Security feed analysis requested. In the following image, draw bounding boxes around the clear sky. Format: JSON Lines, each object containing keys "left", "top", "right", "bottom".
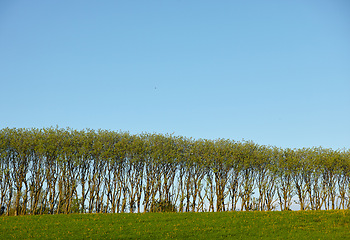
{"left": 1, "top": 0, "right": 349, "bottom": 150}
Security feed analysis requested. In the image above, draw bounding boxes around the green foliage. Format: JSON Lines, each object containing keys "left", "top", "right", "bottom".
{"left": 0, "top": 127, "right": 349, "bottom": 215}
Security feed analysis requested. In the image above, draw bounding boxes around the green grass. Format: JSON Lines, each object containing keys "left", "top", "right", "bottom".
{"left": 0, "top": 210, "right": 349, "bottom": 239}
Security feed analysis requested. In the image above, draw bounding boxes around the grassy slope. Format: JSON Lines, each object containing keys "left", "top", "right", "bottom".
{"left": 0, "top": 210, "right": 349, "bottom": 239}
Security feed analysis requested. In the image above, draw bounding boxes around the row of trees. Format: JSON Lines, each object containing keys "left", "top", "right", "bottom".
{"left": 0, "top": 127, "right": 349, "bottom": 216}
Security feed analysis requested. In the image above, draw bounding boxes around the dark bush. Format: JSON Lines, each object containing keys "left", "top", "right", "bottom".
{"left": 151, "top": 200, "right": 177, "bottom": 212}
{"left": 0, "top": 206, "right": 5, "bottom": 215}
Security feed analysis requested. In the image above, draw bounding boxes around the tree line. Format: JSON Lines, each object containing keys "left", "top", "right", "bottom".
{"left": 0, "top": 127, "right": 349, "bottom": 216}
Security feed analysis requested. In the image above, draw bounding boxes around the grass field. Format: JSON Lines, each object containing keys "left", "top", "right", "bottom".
{"left": 0, "top": 210, "right": 349, "bottom": 239}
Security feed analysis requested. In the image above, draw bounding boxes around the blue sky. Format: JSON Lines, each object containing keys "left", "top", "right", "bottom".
{"left": 1, "top": 0, "right": 349, "bottom": 150}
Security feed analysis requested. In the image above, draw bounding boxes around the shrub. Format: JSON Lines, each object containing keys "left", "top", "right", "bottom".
{"left": 151, "top": 200, "right": 177, "bottom": 212}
